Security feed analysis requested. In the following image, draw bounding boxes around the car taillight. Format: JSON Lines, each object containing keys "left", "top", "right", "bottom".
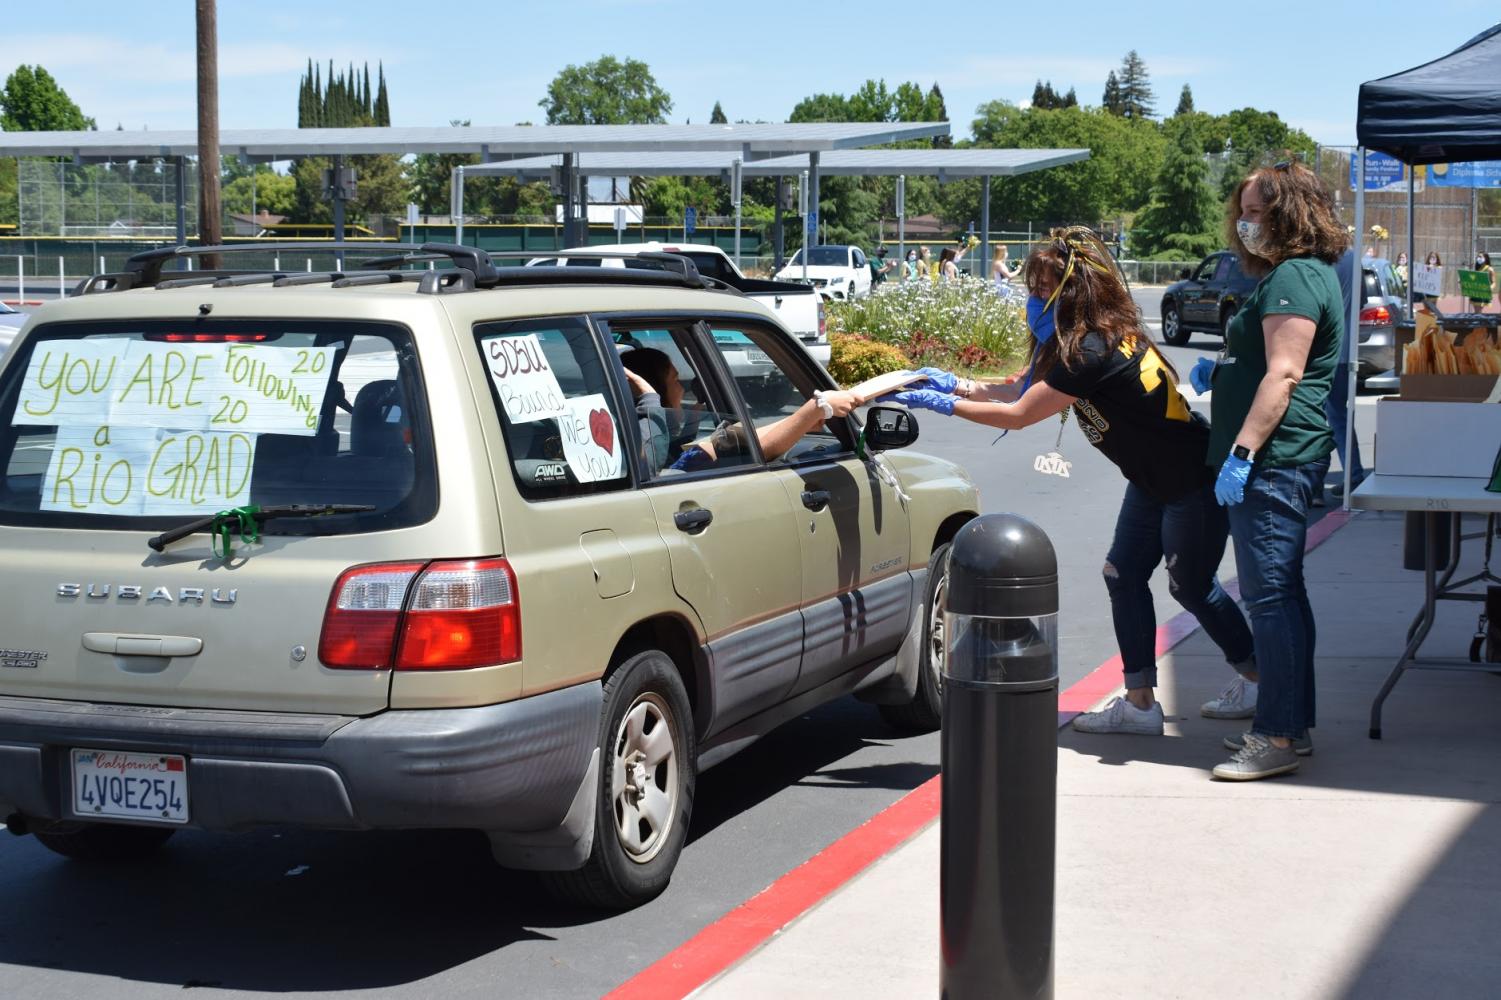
{"left": 319, "top": 562, "right": 425, "bottom": 669}
{"left": 395, "top": 559, "right": 520, "bottom": 670}
{"left": 319, "top": 559, "right": 521, "bottom": 670}
{"left": 1360, "top": 305, "right": 1391, "bottom": 324}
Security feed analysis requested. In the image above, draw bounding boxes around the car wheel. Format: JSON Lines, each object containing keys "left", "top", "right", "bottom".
{"left": 32, "top": 822, "right": 175, "bottom": 863}
{"left": 1219, "top": 304, "right": 1237, "bottom": 340}
{"left": 879, "top": 543, "right": 949, "bottom": 732}
{"left": 1161, "top": 302, "right": 1189, "bottom": 346}
{"left": 541, "top": 649, "right": 695, "bottom": 910}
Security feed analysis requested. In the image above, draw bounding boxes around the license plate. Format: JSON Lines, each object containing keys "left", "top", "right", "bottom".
{"left": 71, "top": 749, "right": 189, "bottom": 824}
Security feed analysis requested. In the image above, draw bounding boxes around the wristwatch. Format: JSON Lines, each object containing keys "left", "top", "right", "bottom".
{"left": 1231, "top": 444, "right": 1253, "bottom": 461}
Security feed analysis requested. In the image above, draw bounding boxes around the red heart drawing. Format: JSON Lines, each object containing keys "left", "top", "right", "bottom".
{"left": 588, "top": 408, "right": 614, "bottom": 454}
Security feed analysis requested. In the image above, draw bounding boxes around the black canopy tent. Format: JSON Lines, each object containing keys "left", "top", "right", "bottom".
{"left": 1342, "top": 23, "right": 1501, "bottom": 501}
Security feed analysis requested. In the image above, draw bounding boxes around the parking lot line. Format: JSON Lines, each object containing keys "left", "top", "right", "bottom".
{"left": 608, "top": 508, "right": 1356, "bottom": 1000}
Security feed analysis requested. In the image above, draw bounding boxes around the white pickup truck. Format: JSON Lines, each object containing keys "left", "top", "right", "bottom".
{"left": 534, "top": 242, "right": 829, "bottom": 365}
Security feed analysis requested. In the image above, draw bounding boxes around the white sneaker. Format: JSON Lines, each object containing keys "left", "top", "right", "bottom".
{"left": 1201, "top": 677, "right": 1258, "bottom": 719}
{"left": 1071, "top": 696, "right": 1164, "bottom": 735}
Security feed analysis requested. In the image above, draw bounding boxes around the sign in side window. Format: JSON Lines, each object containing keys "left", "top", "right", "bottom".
{"left": 0, "top": 321, "right": 435, "bottom": 533}
{"left": 475, "top": 317, "right": 629, "bottom": 498}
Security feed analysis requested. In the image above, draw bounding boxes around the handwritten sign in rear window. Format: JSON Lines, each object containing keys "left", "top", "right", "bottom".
{"left": 41, "top": 424, "right": 258, "bottom": 516}
{"left": 480, "top": 333, "right": 570, "bottom": 423}
{"left": 14, "top": 340, "right": 333, "bottom": 436}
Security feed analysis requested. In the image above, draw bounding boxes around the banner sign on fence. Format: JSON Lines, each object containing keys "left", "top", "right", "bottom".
{"left": 1459, "top": 268, "right": 1493, "bottom": 303}
{"left": 1349, "top": 151, "right": 1422, "bottom": 192}
{"left": 1411, "top": 263, "right": 1443, "bottom": 297}
{"left": 1428, "top": 161, "right": 1501, "bottom": 188}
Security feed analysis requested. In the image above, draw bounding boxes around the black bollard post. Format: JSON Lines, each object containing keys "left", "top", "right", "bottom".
{"left": 940, "top": 513, "right": 1059, "bottom": 1000}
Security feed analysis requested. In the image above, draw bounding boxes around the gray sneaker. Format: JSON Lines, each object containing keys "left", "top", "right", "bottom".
{"left": 1201, "top": 676, "right": 1258, "bottom": 719}
{"left": 1212, "top": 732, "right": 1301, "bottom": 781}
{"left": 1071, "top": 695, "right": 1164, "bottom": 735}
{"left": 1224, "top": 730, "right": 1314, "bottom": 756}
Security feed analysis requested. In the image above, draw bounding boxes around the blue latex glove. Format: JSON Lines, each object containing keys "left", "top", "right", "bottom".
{"left": 1214, "top": 454, "right": 1253, "bottom": 506}
{"left": 913, "top": 366, "right": 959, "bottom": 394}
{"left": 892, "top": 389, "right": 957, "bottom": 415}
{"left": 1189, "top": 356, "right": 1215, "bottom": 394}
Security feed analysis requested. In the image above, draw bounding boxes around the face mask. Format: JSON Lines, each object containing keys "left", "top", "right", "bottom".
{"left": 1026, "top": 294, "right": 1057, "bottom": 345}
{"left": 1478, "top": 257, "right": 1487, "bottom": 268}
{"left": 1237, "top": 218, "right": 1269, "bottom": 256}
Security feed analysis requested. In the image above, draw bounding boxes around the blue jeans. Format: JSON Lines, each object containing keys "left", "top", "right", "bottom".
{"left": 1104, "top": 482, "right": 1255, "bottom": 690}
{"left": 1226, "top": 458, "right": 1329, "bottom": 739}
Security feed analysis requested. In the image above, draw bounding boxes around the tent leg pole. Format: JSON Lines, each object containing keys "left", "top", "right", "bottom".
{"left": 1345, "top": 149, "right": 1367, "bottom": 511}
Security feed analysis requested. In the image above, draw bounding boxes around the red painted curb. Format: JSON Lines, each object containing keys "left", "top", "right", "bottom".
{"left": 611, "top": 506, "right": 1358, "bottom": 999}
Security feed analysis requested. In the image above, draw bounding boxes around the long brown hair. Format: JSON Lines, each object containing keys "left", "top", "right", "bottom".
{"left": 1022, "top": 227, "right": 1164, "bottom": 376}
{"left": 1226, "top": 157, "right": 1349, "bottom": 276}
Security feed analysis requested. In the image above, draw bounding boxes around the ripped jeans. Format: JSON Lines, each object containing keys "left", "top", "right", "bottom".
{"left": 1104, "top": 481, "right": 1255, "bottom": 690}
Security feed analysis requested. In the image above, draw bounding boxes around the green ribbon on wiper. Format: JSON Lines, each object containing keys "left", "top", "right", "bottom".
{"left": 212, "top": 506, "right": 262, "bottom": 560}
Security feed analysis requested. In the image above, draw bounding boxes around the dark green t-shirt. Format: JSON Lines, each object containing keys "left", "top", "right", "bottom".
{"left": 1208, "top": 256, "right": 1341, "bottom": 468}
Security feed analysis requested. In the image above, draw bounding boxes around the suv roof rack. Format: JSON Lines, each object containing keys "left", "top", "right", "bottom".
{"left": 75, "top": 242, "right": 718, "bottom": 296}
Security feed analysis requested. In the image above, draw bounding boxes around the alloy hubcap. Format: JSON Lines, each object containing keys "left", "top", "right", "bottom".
{"left": 610, "top": 692, "right": 679, "bottom": 864}
{"left": 928, "top": 574, "right": 947, "bottom": 695}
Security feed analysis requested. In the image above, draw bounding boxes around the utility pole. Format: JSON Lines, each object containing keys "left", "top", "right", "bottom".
{"left": 196, "top": 0, "right": 222, "bottom": 268}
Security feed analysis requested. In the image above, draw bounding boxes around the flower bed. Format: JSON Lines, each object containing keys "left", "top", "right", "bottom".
{"left": 826, "top": 276, "right": 1030, "bottom": 376}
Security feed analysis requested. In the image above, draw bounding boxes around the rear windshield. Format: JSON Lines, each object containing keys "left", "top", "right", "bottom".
{"left": 0, "top": 319, "right": 436, "bottom": 534}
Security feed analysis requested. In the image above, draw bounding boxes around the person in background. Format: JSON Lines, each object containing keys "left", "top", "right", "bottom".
{"left": 894, "top": 228, "right": 1257, "bottom": 737}
{"left": 869, "top": 245, "right": 897, "bottom": 290}
{"left": 1312, "top": 247, "right": 1368, "bottom": 507}
{"left": 992, "top": 245, "right": 1019, "bottom": 296}
{"left": 1471, "top": 251, "right": 1496, "bottom": 312}
{"left": 1394, "top": 250, "right": 1408, "bottom": 286}
{"left": 938, "top": 247, "right": 959, "bottom": 281}
{"left": 1207, "top": 159, "right": 1349, "bottom": 781}
{"left": 903, "top": 248, "right": 918, "bottom": 281}
{"left": 915, "top": 246, "right": 933, "bottom": 282}
{"left": 1423, "top": 251, "right": 1443, "bottom": 310}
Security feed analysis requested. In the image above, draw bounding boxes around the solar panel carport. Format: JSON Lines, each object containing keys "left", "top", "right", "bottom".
{"left": 0, "top": 122, "right": 950, "bottom": 255}
{"left": 460, "top": 148, "right": 1092, "bottom": 270}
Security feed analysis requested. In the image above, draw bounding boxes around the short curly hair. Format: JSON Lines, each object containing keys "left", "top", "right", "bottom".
{"left": 1226, "top": 158, "right": 1349, "bottom": 276}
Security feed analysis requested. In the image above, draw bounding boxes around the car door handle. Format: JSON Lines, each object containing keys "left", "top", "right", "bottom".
{"left": 674, "top": 508, "right": 713, "bottom": 533}
{"left": 801, "top": 489, "right": 832, "bottom": 512}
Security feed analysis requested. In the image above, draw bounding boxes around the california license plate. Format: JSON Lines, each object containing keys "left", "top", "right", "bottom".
{"left": 71, "top": 749, "right": 189, "bottom": 824}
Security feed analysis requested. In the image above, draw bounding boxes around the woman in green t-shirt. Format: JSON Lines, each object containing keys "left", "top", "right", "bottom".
{"left": 1204, "top": 160, "right": 1350, "bottom": 782}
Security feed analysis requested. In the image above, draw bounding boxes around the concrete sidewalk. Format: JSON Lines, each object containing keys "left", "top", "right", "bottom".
{"left": 694, "top": 510, "right": 1501, "bottom": 999}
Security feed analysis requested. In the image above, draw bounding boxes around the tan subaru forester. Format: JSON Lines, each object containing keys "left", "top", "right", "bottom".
{"left": 0, "top": 244, "right": 978, "bottom": 909}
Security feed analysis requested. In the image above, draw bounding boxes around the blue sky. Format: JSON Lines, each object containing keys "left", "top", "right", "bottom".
{"left": 13, "top": 1, "right": 1497, "bottom": 146}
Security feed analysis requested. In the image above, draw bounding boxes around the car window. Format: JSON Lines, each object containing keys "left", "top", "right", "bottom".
{"left": 474, "top": 316, "right": 633, "bottom": 499}
{"left": 1211, "top": 256, "right": 1232, "bottom": 282}
{"left": 706, "top": 322, "right": 848, "bottom": 464}
{"left": 1194, "top": 257, "right": 1220, "bottom": 282}
{"left": 609, "top": 324, "right": 756, "bottom": 479}
{"left": 680, "top": 252, "right": 735, "bottom": 281}
{"left": 852, "top": 248, "right": 866, "bottom": 268}
{"left": 0, "top": 320, "right": 435, "bottom": 534}
{"left": 791, "top": 247, "right": 849, "bottom": 267}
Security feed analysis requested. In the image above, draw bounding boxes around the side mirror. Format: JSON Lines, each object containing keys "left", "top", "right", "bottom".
{"left": 864, "top": 404, "right": 919, "bottom": 451}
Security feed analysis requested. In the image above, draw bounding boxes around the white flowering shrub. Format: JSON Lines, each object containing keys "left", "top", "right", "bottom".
{"left": 826, "top": 276, "right": 1029, "bottom": 370}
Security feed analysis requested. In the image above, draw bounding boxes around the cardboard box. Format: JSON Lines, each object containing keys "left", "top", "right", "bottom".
{"left": 1375, "top": 398, "right": 1501, "bottom": 477}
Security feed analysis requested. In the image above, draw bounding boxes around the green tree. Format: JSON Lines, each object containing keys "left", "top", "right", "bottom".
{"left": 1131, "top": 116, "right": 1220, "bottom": 258}
{"left": 925, "top": 83, "right": 951, "bottom": 147}
{"left": 1174, "top": 84, "right": 1195, "bottom": 117}
{"left": 1117, "top": 50, "right": 1155, "bottom": 120}
{"left": 0, "top": 65, "right": 95, "bottom": 131}
{"left": 221, "top": 168, "right": 297, "bottom": 218}
{"left": 788, "top": 92, "right": 850, "bottom": 122}
{"left": 290, "top": 60, "right": 404, "bottom": 222}
{"left": 967, "top": 101, "right": 1165, "bottom": 223}
{"left": 1210, "top": 107, "right": 1318, "bottom": 199}
{"left": 1102, "top": 71, "right": 1123, "bottom": 116}
{"left": 540, "top": 55, "right": 672, "bottom": 124}
{"left": 709, "top": 100, "right": 727, "bottom": 124}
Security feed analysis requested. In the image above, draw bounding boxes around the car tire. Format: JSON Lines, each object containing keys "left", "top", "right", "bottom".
{"left": 1161, "top": 302, "right": 1189, "bottom": 346}
{"left": 540, "top": 649, "right": 695, "bottom": 910}
{"left": 1219, "top": 304, "right": 1237, "bottom": 340}
{"left": 32, "top": 822, "right": 175, "bottom": 863}
{"left": 879, "top": 543, "right": 949, "bottom": 732}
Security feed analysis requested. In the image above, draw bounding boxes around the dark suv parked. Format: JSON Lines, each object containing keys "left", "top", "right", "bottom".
{"left": 1160, "top": 251, "right": 1260, "bottom": 345}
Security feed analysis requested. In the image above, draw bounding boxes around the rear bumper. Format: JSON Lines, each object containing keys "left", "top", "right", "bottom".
{"left": 1358, "top": 324, "right": 1396, "bottom": 375}
{"left": 0, "top": 683, "right": 601, "bottom": 836}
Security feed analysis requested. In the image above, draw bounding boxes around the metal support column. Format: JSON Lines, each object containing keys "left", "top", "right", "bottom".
{"left": 561, "top": 152, "right": 575, "bottom": 248}
{"left": 808, "top": 151, "right": 821, "bottom": 250}
{"left": 731, "top": 152, "right": 744, "bottom": 271}
{"left": 1344, "top": 149, "right": 1367, "bottom": 508}
{"left": 1406, "top": 166, "right": 1415, "bottom": 319}
{"left": 981, "top": 175, "right": 992, "bottom": 282}
{"left": 774, "top": 176, "right": 786, "bottom": 270}
{"left": 897, "top": 174, "right": 907, "bottom": 267}
{"left": 453, "top": 164, "right": 465, "bottom": 245}
{"left": 331, "top": 153, "right": 346, "bottom": 269}
{"left": 174, "top": 156, "right": 188, "bottom": 252}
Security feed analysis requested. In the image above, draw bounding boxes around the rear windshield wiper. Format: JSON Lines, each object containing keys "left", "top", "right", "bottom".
{"left": 148, "top": 504, "right": 376, "bottom": 555}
